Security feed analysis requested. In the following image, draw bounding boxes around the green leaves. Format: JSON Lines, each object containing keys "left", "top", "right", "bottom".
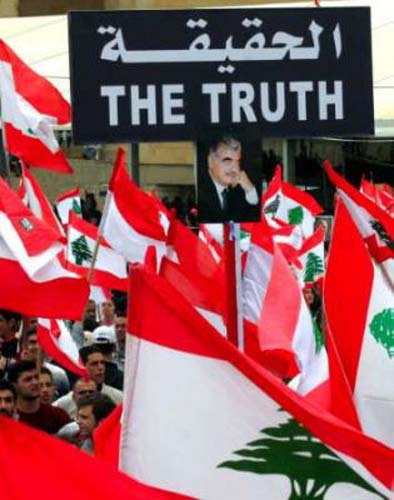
{"left": 218, "top": 417, "right": 382, "bottom": 499}
{"left": 288, "top": 206, "right": 304, "bottom": 226}
{"left": 370, "top": 308, "right": 394, "bottom": 358}
{"left": 304, "top": 252, "right": 324, "bottom": 284}
{"left": 71, "top": 235, "right": 92, "bottom": 266}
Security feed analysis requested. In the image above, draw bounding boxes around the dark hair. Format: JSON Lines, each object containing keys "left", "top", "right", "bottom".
{"left": 0, "top": 309, "right": 22, "bottom": 322}
{"left": 39, "top": 366, "right": 53, "bottom": 381}
{"left": 7, "top": 360, "right": 37, "bottom": 384}
{"left": 79, "top": 345, "right": 103, "bottom": 365}
{"left": 208, "top": 134, "right": 241, "bottom": 156}
{"left": 0, "top": 379, "right": 16, "bottom": 399}
{"left": 77, "top": 393, "right": 116, "bottom": 423}
{"left": 83, "top": 318, "right": 99, "bottom": 332}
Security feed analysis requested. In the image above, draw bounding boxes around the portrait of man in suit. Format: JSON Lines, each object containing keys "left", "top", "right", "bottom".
{"left": 197, "top": 134, "right": 261, "bottom": 223}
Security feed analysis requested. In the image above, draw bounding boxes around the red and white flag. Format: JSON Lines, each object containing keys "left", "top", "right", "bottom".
{"left": 160, "top": 256, "right": 226, "bottom": 335}
{"left": 0, "top": 176, "right": 63, "bottom": 278}
{"left": 19, "top": 163, "right": 65, "bottom": 238}
{"left": 100, "top": 149, "right": 167, "bottom": 263}
{"left": 66, "top": 211, "right": 128, "bottom": 292}
{"left": 0, "top": 415, "right": 190, "bottom": 500}
{"left": 0, "top": 234, "right": 89, "bottom": 319}
{"left": 120, "top": 267, "right": 394, "bottom": 499}
{"left": 325, "top": 161, "right": 394, "bottom": 281}
{"left": 55, "top": 187, "right": 82, "bottom": 226}
{"left": 325, "top": 200, "right": 394, "bottom": 447}
{"left": 262, "top": 165, "right": 323, "bottom": 238}
{"left": 0, "top": 39, "right": 73, "bottom": 174}
{"left": 360, "top": 177, "right": 394, "bottom": 216}
{"left": 243, "top": 219, "right": 328, "bottom": 394}
{"left": 294, "top": 225, "right": 325, "bottom": 286}
{"left": 37, "top": 319, "right": 88, "bottom": 378}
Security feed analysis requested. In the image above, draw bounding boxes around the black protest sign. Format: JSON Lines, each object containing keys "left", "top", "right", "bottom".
{"left": 69, "top": 8, "right": 374, "bottom": 143}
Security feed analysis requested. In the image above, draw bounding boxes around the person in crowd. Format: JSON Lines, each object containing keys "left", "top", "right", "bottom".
{"left": 7, "top": 360, "right": 71, "bottom": 434}
{"left": 114, "top": 314, "right": 127, "bottom": 371}
{"left": 20, "top": 327, "right": 70, "bottom": 398}
{"left": 79, "top": 345, "right": 123, "bottom": 404}
{"left": 92, "top": 325, "right": 123, "bottom": 390}
{"left": 39, "top": 367, "right": 56, "bottom": 405}
{"left": 76, "top": 393, "right": 116, "bottom": 453}
{"left": 0, "top": 379, "right": 17, "bottom": 418}
{"left": 198, "top": 135, "right": 260, "bottom": 223}
{"left": 71, "top": 299, "right": 99, "bottom": 349}
{"left": 0, "top": 309, "right": 21, "bottom": 360}
{"left": 54, "top": 377, "right": 97, "bottom": 420}
{"left": 100, "top": 299, "right": 116, "bottom": 327}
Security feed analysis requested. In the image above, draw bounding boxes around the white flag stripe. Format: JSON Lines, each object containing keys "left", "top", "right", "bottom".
{"left": 354, "top": 261, "right": 394, "bottom": 447}
{"left": 0, "top": 61, "right": 59, "bottom": 151}
{"left": 0, "top": 212, "right": 63, "bottom": 278}
{"left": 101, "top": 192, "right": 166, "bottom": 263}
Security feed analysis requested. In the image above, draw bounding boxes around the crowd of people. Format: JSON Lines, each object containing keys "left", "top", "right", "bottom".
{"left": 0, "top": 298, "right": 126, "bottom": 454}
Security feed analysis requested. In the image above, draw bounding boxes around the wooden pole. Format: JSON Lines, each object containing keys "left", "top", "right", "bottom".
{"left": 223, "top": 222, "right": 244, "bottom": 349}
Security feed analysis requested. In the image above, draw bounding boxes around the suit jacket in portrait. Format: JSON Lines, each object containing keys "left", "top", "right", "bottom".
{"left": 198, "top": 176, "right": 260, "bottom": 223}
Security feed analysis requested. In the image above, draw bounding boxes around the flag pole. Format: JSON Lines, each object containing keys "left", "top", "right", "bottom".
{"left": 0, "top": 105, "right": 11, "bottom": 182}
{"left": 223, "top": 222, "right": 244, "bottom": 349}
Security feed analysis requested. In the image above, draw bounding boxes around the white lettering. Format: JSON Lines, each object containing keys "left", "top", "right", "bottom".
{"left": 231, "top": 83, "right": 257, "bottom": 123}
{"left": 202, "top": 83, "right": 227, "bottom": 123}
{"left": 100, "top": 85, "right": 125, "bottom": 126}
{"left": 260, "top": 82, "right": 285, "bottom": 122}
{"left": 162, "top": 84, "right": 185, "bottom": 124}
{"left": 130, "top": 85, "right": 157, "bottom": 125}
{"left": 319, "top": 81, "right": 344, "bottom": 120}
{"left": 289, "top": 81, "right": 314, "bottom": 121}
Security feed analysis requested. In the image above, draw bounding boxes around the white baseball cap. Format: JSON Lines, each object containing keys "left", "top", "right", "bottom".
{"left": 92, "top": 325, "right": 116, "bottom": 344}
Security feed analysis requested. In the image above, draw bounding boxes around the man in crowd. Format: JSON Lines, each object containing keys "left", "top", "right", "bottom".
{"left": 0, "top": 309, "right": 21, "bottom": 360}
{"left": 79, "top": 345, "right": 123, "bottom": 404}
{"left": 0, "top": 379, "right": 17, "bottom": 418}
{"left": 7, "top": 360, "right": 71, "bottom": 434}
{"left": 114, "top": 314, "right": 127, "bottom": 371}
{"left": 92, "top": 325, "right": 123, "bottom": 390}
{"left": 54, "top": 377, "right": 97, "bottom": 420}
{"left": 39, "top": 367, "right": 56, "bottom": 405}
{"left": 76, "top": 393, "right": 116, "bottom": 453}
{"left": 20, "top": 327, "right": 70, "bottom": 398}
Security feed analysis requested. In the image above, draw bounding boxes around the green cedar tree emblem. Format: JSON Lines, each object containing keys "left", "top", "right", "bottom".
{"left": 369, "top": 308, "right": 394, "bottom": 358}
{"left": 71, "top": 235, "right": 93, "bottom": 266}
{"left": 218, "top": 417, "right": 384, "bottom": 499}
{"left": 312, "top": 318, "right": 324, "bottom": 355}
{"left": 288, "top": 206, "right": 304, "bottom": 226}
{"left": 303, "top": 253, "right": 324, "bottom": 284}
{"left": 264, "top": 195, "right": 280, "bottom": 217}
{"left": 72, "top": 199, "right": 82, "bottom": 215}
{"left": 369, "top": 220, "right": 394, "bottom": 250}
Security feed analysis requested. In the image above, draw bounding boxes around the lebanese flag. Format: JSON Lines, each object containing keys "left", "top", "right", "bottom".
{"left": 167, "top": 219, "right": 224, "bottom": 285}
{"left": 262, "top": 165, "right": 323, "bottom": 238}
{"left": 55, "top": 187, "right": 82, "bottom": 226}
{"left": 243, "top": 219, "right": 328, "bottom": 396}
{"left": 0, "top": 415, "right": 191, "bottom": 500}
{"left": 0, "top": 176, "right": 64, "bottom": 278}
{"left": 325, "top": 161, "right": 394, "bottom": 282}
{"left": 294, "top": 225, "right": 325, "bottom": 286}
{"left": 360, "top": 177, "right": 394, "bottom": 216}
{"left": 120, "top": 267, "right": 394, "bottom": 499}
{"left": 100, "top": 148, "right": 167, "bottom": 263}
{"left": 90, "top": 285, "right": 111, "bottom": 305}
{"left": 159, "top": 256, "right": 226, "bottom": 335}
{"left": 325, "top": 200, "right": 394, "bottom": 447}
{"left": 37, "top": 319, "right": 88, "bottom": 378}
{"left": 0, "top": 40, "right": 73, "bottom": 174}
{"left": 66, "top": 211, "right": 128, "bottom": 292}
{"left": 198, "top": 224, "right": 223, "bottom": 263}
{"left": 0, "top": 234, "right": 89, "bottom": 319}
{"left": 19, "top": 163, "right": 65, "bottom": 238}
